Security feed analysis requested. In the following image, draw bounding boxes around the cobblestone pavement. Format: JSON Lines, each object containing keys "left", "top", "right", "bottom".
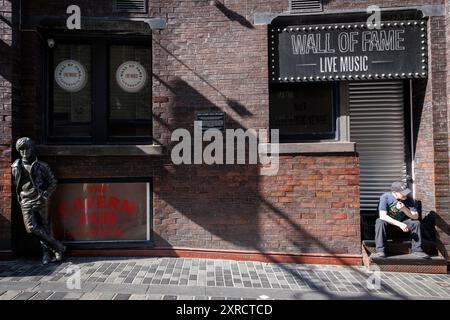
{"left": 0, "top": 257, "right": 450, "bottom": 300}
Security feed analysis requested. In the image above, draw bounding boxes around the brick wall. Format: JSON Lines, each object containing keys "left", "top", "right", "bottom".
{"left": 3, "top": 0, "right": 447, "bottom": 258}
{"left": 441, "top": 0, "right": 450, "bottom": 257}
{"left": 414, "top": 15, "right": 450, "bottom": 257}
{"left": 326, "top": 0, "right": 443, "bottom": 9}
{"left": 152, "top": 156, "right": 360, "bottom": 254}
{"left": 41, "top": 153, "right": 359, "bottom": 254}
{"left": 325, "top": 0, "right": 450, "bottom": 257}
{"left": 0, "top": 0, "right": 20, "bottom": 251}
{"left": 413, "top": 79, "right": 436, "bottom": 214}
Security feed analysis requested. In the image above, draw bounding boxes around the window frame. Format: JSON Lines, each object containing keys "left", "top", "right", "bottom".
{"left": 44, "top": 33, "right": 153, "bottom": 145}
{"left": 269, "top": 82, "right": 340, "bottom": 143}
{"left": 107, "top": 40, "right": 153, "bottom": 144}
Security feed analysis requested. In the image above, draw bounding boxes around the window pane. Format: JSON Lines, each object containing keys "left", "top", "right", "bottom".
{"left": 109, "top": 45, "right": 151, "bottom": 138}
{"left": 270, "top": 83, "right": 335, "bottom": 139}
{"left": 52, "top": 44, "right": 91, "bottom": 137}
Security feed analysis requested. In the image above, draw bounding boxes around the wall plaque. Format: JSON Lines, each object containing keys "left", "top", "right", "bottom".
{"left": 196, "top": 112, "right": 226, "bottom": 132}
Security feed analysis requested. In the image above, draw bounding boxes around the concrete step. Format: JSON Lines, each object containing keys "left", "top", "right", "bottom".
{"left": 362, "top": 241, "right": 447, "bottom": 274}
{"left": 362, "top": 240, "right": 438, "bottom": 256}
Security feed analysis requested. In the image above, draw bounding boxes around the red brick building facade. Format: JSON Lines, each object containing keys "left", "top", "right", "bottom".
{"left": 0, "top": 0, "right": 449, "bottom": 266}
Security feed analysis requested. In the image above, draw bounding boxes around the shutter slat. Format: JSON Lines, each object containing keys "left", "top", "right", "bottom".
{"left": 113, "top": 0, "right": 147, "bottom": 13}
{"left": 349, "top": 81, "right": 408, "bottom": 213}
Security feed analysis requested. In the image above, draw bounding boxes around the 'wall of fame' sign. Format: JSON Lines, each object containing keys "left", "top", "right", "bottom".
{"left": 270, "top": 20, "right": 428, "bottom": 82}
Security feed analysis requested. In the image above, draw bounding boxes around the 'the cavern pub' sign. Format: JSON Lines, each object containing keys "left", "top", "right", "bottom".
{"left": 50, "top": 181, "right": 150, "bottom": 242}
{"left": 270, "top": 20, "right": 428, "bottom": 82}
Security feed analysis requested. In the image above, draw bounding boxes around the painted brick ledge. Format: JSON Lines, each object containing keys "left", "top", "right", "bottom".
{"left": 259, "top": 142, "right": 356, "bottom": 154}
{"left": 66, "top": 247, "right": 363, "bottom": 266}
{"left": 36, "top": 145, "right": 164, "bottom": 156}
{"left": 0, "top": 250, "right": 14, "bottom": 261}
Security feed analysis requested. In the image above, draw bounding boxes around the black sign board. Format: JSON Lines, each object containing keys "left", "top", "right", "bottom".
{"left": 270, "top": 20, "right": 428, "bottom": 82}
{"left": 196, "top": 112, "right": 225, "bottom": 132}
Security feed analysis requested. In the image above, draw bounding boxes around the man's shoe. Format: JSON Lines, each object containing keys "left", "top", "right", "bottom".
{"left": 412, "top": 251, "right": 431, "bottom": 259}
{"left": 371, "top": 251, "right": 386, "bottom": 259}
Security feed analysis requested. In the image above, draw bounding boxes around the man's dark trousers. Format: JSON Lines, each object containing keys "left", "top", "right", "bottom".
{"left": 375, "top": 218, "right": 424, "bottom": 253}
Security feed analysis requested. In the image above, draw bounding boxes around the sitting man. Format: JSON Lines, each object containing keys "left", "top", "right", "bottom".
{"left": 373, "top": 181, "right": 430, "bottom": 259}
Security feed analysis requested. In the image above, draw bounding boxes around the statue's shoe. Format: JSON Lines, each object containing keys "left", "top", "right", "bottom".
{"left": 42, "top": 253, "right": 52, "bottom": 265}
{"left": 54, "top": 244, "right": 66, "bottom": 262}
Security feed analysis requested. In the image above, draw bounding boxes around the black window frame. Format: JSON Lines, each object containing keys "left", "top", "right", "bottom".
{"left": 44, "top": 33, "right": 153, "bottom": 145}
{"left": 269, "top": 82, "right": 340, "bottom": 143}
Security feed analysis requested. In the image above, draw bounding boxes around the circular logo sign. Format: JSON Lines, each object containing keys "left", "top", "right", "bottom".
{"left": 54, "top": 60, "right": 87, "bottom": 93}
{"left": 116, "top": 61, "right": 147, "bottom": 93}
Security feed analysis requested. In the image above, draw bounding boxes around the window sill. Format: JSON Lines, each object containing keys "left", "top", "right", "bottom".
{"left": 259, "top": 142, "right": 356, "bottom": 154}
{"left": 36, "top": 145, "right": 164, "bottom": 156}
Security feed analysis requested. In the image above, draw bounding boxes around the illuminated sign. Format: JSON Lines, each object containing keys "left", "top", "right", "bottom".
{"left": 270, "top": 20, "right": 428, "bottom": 82}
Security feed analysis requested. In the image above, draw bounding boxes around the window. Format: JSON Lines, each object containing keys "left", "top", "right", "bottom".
{"left": 51, "top": 44, "right": 92, "bottom": 138}
{"left": 47, "top": 35, "right": 152, "bottom": 144}
{"left": 269, "top": 82, "right": 339, "bottom": 142}
{"left": 109, "top": 45, "right": 152, "bottom": 139}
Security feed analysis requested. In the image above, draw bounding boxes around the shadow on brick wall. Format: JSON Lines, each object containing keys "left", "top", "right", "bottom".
{"left": 1, "top": 0, "right": 21, "bottom": 253}
{"left": 151, "top": 78, "right": 404, "bottom": 299}
{"left": 152, "top": 76, "right": 359, "bottom": 254}
{"left": 435, "top": 213, "right": 450, "bottom": 260}
{"left": 153, "top": 77, "right": 262, "bottom": 250}
{"left": 412, "top": 79, "right": 449, "bottom": 259}
{"left": 0, "top": 212, "right": 11, "bottom": 250}
{"left": 212, "top": 0, "right": 254, "bottom": 29}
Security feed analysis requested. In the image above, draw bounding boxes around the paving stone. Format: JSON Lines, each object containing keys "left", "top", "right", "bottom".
{"left": 35, "top": 281, "right": 96, "bottom": 293}
{"left": 13, "top": 291, "right": 37, "bottom": 300}
{"left": 0, "top": 281, "right": 39, "bottom": 291}
{"left": 98, "top": 293, "right": 115, "bottom": 300}
{"left": 94, "top": 283, "right": 148, "bottom": 295}
{"left": 113, "top": 293, "right": 131, "bottom": 300}
{"left": 30, "top": 292, "right": 53, "bottom": 300}
{"left": 62, "top": 292, "right": 83, "bottom": 300}
{"left": 129, "top": 294, "right": 147, "bottom": 300}
{"left": 0, "top": 290, "right": 22, "bottom": 300}
{"left": 80, "top": 292, "right": 103, "bottom": 300}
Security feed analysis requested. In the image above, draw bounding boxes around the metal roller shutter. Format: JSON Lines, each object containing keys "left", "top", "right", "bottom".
{"left": 349, "top": 81, "right": 408, "bottom": 213}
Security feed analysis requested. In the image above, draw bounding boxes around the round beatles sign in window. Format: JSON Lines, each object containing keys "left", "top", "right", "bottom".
{"left": 115, "top": 61, "right": 147, "bottom": 93}
{"left": 54, "top": 60, "right": 87, "bottom": 93}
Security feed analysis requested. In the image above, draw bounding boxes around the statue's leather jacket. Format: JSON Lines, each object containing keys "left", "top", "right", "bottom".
{"left": 11, "top": 158, "right": 57, "bottom": 205}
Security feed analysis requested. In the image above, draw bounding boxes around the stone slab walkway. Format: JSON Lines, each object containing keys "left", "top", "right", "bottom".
{"left": 0, "top": 257, "right": 449, "bottom": 300}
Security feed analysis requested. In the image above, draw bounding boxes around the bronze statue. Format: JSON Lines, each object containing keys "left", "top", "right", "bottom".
{"left": 11, "top": 137, "right": 66, "bottom": 264}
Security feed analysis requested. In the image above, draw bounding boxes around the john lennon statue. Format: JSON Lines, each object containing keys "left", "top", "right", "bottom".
{"left": 11, "top": 137, "right": 66, "bottom": 264}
